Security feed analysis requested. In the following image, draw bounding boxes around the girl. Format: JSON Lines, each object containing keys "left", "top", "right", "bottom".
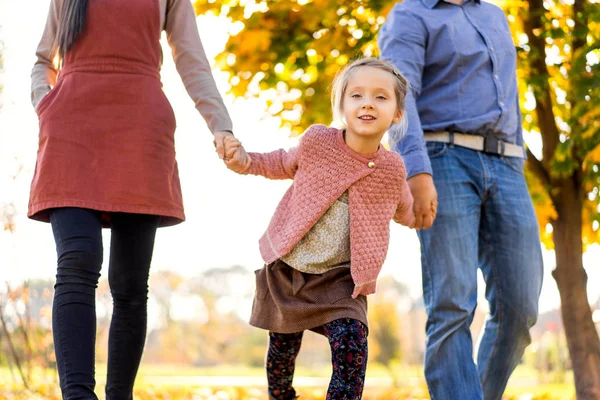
{"left": 224, "top": 58, "right": 417, "bottom": 399}
{"left": 29, "top": 0, "right": 245, "bottom": 398}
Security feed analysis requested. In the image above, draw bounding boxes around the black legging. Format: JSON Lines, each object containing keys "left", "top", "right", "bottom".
{"left": 267, "top": 318, "right": 368, "bottom": 400}
{"left": 50, "top": 207, "right": 159, "bottom": 400}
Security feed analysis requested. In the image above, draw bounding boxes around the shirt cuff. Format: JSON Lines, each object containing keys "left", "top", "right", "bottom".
{"left": 211, "top": 124, "right": 234, "bottom": 135}
{"left": 402, "top": 149, "right": 433, "bottom": 179}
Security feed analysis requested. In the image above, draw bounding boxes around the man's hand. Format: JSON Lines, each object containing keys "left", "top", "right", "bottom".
{"left": 407, "top": 173, "right": 438, "bottom": 230}
{"left": 213, "top": 130, "right": 234, "bottom": 160}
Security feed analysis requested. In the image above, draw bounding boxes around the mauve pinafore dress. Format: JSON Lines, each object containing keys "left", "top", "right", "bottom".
{"left": 29, "top": 0, "right": 184, "bottom": 227}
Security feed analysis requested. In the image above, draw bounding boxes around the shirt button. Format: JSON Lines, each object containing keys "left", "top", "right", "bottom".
{"left": 490, "top": 47, "right": 494, "bottom": 52}
{"left": 499, "top": 101, "right": 505, "bottom": 107}
{"left": 494, "top": 74, "right": 499, "bottom": 80}
{"left": 368, "top": 161, "right": 375, "bottom": 168}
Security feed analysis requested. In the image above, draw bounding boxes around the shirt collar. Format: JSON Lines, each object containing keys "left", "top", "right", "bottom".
{"left": 421, "top": 0, "right": 480, "bottom": 9}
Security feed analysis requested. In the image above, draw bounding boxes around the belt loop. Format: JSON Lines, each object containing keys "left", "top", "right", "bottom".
{"left": 448, "top": 130, "right": 455, "bottom": 149}
{"left": 500, "top": 141, "right": 506, "bottom": 157}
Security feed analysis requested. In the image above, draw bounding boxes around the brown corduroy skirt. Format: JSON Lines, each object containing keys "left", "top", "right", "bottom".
{"left": 249, "top": 260, "right": 368, "bottom": 336}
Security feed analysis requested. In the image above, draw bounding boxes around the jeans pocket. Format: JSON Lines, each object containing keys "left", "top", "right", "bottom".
{"left": 426, "top": 142, "right": 448, "bottom": 159}
{"left": 503, "top": 156, "right": 525, "bottom": 174}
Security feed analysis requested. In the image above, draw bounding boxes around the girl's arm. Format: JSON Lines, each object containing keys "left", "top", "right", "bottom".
{"left": 393, "top": 172, "right": 416, "bottom": 228}
{"left": 164, "top": 0, "right": 233, "bottom": 134}
{"left": 31, "top": 0, "right": 61, "bottom": 111}
{"left": 244, "top": 147, "right": 300, "bottom": 180}
{"left": 223, "top": 136, "right": 300, "bottom": 180}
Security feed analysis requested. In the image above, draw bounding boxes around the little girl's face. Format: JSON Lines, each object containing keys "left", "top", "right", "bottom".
{"left": 342, "top": 66, "right": 402, "bottom": 143}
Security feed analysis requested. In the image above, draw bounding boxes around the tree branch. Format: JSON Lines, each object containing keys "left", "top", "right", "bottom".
{"left": 568, "top": 0, "right": 588, "bottom": 122}
{"left": 522, "top": 0, "right": 561, "bottom": 165}
{"left": 527, "top": 147, "right": 552, "bottom": 188}
{"left": 572, "top": 0, "right": 587, "bottom": 57}
{"left": 569, "top": 0, "right": 589, "bottom": 168}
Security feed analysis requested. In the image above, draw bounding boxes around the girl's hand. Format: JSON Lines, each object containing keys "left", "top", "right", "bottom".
{"left": 223, "top": 137, "right": 241, "bottom": 160}
{"left": 223, "top": 136, "right": 252, "bottom": 173}
{"left": 213, "top": 130, "right": 234, "bottom": 160}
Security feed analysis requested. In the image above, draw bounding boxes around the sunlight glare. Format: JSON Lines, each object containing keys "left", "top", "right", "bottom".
{"left": 229, "top": 20, "right": 245, "bottom": 36}
{"left": 587, "top": 50, "right": 600, "bottom": 66}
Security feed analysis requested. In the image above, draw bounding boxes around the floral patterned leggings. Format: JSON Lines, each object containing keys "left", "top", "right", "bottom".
{"left": 266, "top": 318, "right": 368, "bottom": 400}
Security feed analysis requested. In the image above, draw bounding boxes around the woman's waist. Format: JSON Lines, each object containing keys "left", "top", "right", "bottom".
{"left": 60, "top": 57, "right": 160, "bottom": 79}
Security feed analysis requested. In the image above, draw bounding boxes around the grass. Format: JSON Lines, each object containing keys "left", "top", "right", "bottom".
{"left": 116, "top": 362, "right": 551, "bottom": 381}
{"left": 0, "top": 363, "right": 568, "bottom": 382}
{"left": 0, "top": 364, "right": 576, "bottom": 399}
{"left": 504, "top": 384, "right": 575, "bottom": 399}
{"left": 130, "top": 362, "right": 418, "bottom": 377}
{"left": 0, "top": 382, "right": 576, "bottom": 400}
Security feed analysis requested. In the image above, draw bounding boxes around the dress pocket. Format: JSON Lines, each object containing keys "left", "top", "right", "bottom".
{"left": 35, "top": 86, "right": 59, "bottom": 117}
{"left": 254, "top": 267, "right": 269, "bottom": 300}
{"left": 326, "top": 268, "right": 355, "bottom": 303}
{"left": 157, "top": 89, "right": 177, "bottom": 129}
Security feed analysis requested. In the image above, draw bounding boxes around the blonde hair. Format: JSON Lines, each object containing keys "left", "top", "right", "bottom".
{"left": 330, "top": 57, "right": 410, "bottom": 139}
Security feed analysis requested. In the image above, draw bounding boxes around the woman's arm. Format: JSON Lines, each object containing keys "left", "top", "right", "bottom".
{"left": 31, "top": 0, "right": 61, "bottom": 111}
{"left": 164, "top": 0, "right": 233, "bottom": 134}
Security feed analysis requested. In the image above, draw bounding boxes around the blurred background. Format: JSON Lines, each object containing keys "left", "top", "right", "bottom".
{"left": 1, "top": 0, "right": 599, "bottom": 399}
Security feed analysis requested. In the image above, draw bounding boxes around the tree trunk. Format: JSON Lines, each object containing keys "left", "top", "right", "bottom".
{"left": 552, "top": 177, "right": 600, "bottom": 399}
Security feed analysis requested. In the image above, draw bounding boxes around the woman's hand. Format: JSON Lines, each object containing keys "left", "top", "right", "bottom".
{"left": 407, "top": 173, "right": 438, "bottom": 230}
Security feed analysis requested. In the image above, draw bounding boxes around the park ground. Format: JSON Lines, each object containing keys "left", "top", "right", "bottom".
{"left": 0, "top": 363, "right": 575, "bottom": 399}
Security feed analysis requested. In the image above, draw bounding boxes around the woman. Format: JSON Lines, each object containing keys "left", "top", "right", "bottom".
{"left": 29, "top": 0, "right": 245, "bottom": 398}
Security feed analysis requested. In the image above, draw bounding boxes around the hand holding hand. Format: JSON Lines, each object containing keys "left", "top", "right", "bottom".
{"left": 223, "top": 136, "right": 252, "bottom": 173}
{"left": 407, "top": 173, "right": 438, "bottom": 230}
{"left": 223, "top": 136, "right": 241, "bottom": 160}
{"left": 213, "top": 130, "right": 234, "bottom": 160}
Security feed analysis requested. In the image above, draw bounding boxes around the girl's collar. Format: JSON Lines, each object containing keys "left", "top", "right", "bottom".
{"left": 336, "top": 129, "right": 385, "bottom": 162}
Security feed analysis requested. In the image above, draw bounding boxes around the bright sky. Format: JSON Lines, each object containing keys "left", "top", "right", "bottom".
{"left": 0, "top": 0, "right": 598, "bottom": 315}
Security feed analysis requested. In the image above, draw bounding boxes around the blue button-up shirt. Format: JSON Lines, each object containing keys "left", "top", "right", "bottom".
{"left": 378, "top": 0, "right": 522, "bottom": 177}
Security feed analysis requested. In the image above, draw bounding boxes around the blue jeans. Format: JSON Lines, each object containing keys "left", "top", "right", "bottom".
{"left": 50, "top": 208, "right": 160, "bottom": 400}
{"left": 418, "top": 143, "right": 543, "bottom": 400}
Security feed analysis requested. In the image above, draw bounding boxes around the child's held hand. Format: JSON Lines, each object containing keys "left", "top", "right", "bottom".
{"left": 223, "top": 136, "right": 252, "bottom": 173}
{"left": 223, "top": 136, "right": 241, "bottom": 159}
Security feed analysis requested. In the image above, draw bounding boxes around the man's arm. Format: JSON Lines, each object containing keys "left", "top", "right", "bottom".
{"left": 378, "top": 5, "right": 431, "bottom": 178}
{"left": 378, "top": 5, "right": 437, "bottom": 229}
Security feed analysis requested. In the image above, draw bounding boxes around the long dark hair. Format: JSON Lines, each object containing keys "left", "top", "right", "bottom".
{"left": 56, "top": 0, "right": 89, "bottom": 60}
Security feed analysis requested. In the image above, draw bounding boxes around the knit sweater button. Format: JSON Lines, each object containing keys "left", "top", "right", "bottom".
{"left": 368, "top": 161, "right": 375, "bottom": 168}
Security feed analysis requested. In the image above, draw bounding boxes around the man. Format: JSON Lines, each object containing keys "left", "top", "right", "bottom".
{"left": 378, "top": 1, "right": 543, "bottom": 399}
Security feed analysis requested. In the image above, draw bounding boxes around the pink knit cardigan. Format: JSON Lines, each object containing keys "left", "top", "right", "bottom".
{"left": 245, "top": 124, "right": 415, "bottom": 297}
